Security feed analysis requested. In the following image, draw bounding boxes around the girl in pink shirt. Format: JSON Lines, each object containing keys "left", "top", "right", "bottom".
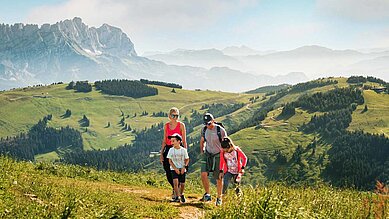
{"left": 219, "top": 137, "right": 247, "bottom": 195}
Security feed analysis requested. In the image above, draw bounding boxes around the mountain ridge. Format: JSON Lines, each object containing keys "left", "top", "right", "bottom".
{"left": 0, "top": 18, "right": 310, "bottom": 92}
{"left": 146, "top": 45, "right": 389, "bottom": 81}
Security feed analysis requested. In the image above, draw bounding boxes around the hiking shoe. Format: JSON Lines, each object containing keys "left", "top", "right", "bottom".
{"left": 180, "top": 195, "right": 186, "bottom": 203}
{"left": 215, "top": 198, "right": 222, "bottom": 206}
{"left": 200, "top": 193, "right": 212, "bottom": 202}
{"left": 171, "top": 196, "right": 180, "bottom": 202}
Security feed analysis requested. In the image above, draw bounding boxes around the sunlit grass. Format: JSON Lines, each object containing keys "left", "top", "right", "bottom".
{"left": 348, "top": 90, "right": 389, "bottom": 137}
{"left": 207, "top": 183, "right": 388, "bottom": 218}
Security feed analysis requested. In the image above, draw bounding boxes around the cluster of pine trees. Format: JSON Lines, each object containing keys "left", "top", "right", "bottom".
{"left": 346, "top": 76, "right": 368, "bottom": 84}
{"left": 366, "top": 76, "right": 387, "bottom": 85}
{"left": 278, "top": 103, "right": 296, "bottom": 118}
{"left": 140, "top": 111, "right": 149, "bottom": 116}
{"left": 94, "top": 79, "right": 158, "bottom": 98}
{"left": 248, "top": 96, "right": 261, "bottom": 103}
{"left": 347, "top": 75, "right": 388, "bottom": 86}
{"left": 62, "top": 122, "right": 165, "bottom": 171}
{"left": 246, "top": 84, "right": 289, "bottom": 94}
{"left": 0, "top": 115, "right": 83, "bottom": 161}
{"left": 295, "top": 88, "right": 364, "bottom": 112}
{"left": 302, "top": 107, "right": 353, "bottom": 137}
{"left": 325, "top": 131, "right": 389, "bottom": 189}
{"left": 66, "top": 81, "right": 92, "bottom": 92}
{"left": 289, "top": 79, "right": 338, "bottom": 93}
{"left": 270, "top": 140, "right": 322, "bottom": 185}
{"left": 140, "top": 79, "right": 182, "bottom": 89}
{"left": 297, "top": 88, "right": 364, "bottom": 137}
{"left": 151, "top": 111, "right": 168, "bottom": 117}
{"left": 118, "top": 113, "right": 132, "bottom": 131}
{"left": 263, "top": 80, "right": 337, "bottom": 97}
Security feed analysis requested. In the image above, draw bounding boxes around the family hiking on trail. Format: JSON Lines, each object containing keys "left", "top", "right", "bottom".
{"left": 160, "top": 109, "right": 247, "bottom": 206}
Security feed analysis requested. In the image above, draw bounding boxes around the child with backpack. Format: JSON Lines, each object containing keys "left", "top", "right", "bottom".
{"left": 219, "top": 137, "right": 247, "bottom": 196}
{"left": 167, "top": 133, "right": 190, "bottom": 203}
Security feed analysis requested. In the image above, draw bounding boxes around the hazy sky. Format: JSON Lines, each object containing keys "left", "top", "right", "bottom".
{"left": 1, "top": 0, "right": 389, "bottom": 54}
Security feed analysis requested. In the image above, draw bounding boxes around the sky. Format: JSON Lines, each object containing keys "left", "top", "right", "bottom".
{"left": 1, "top": 0, "right": 389, "bottom": 55}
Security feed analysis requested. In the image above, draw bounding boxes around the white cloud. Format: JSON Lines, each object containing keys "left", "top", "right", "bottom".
{"left": 316, "top": 0, "right": 389, "bottom": 21}
{"left": 26, "top": 0, "right": 258, "bottom": 32}
{"left": 25, "top": 0, "right": 259, "bottom": 53}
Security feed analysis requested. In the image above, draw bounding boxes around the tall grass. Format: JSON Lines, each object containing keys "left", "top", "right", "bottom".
{"left": 0, "top": 156, "right": 180, "bottom": 218}
{"left": 1, "top": 155, "right": 388, "bottom": 218}
{"left": 206, "top": 183, "right": 389, "bottom": 218}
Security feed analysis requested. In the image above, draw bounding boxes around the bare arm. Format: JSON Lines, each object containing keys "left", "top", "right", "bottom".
{"left": 180, "top": 122, "right": 187, "bottom": 148}
{"left": 160, "top": 124, "right": 167, "bottom": 163}
{"left": 182, "top": 158, "right": 190, "bottom": 174}
{"left": 169, "top": 158, "right": 180, "bottom": 174}
{"left": 200, "top": 136, "right": 205, "bottom": 154}
{"left": 239, "top": 149, "right": 248, "bottom": 173}
{"left": 184, "top": 158, "right": 190, "bottom": 166}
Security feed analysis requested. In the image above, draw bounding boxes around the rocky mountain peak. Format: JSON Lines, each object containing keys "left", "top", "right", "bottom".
{"left": 0, "top": 17, "right": 137, "bottom": 57}
{"left": 0, "top": 17, "right": 139, "bottom": 89}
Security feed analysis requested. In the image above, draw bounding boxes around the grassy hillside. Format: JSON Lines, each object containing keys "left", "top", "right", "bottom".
{"left": 1, "top": 77, "right": 388, "bottom": 217}
{"left": 226, "top": 77, "right": 388, "bottom": 186}
{"left": 0, "top": 83, "right": 252, "bottom": 154}
{"left": 0, "top": 77, "right": 388, "bottom": 188}
{"left": 349, "top": 90, "right": 389, "bottom": 136}
{"left": 1, "top": 156, "right": 387, "bottom": 218}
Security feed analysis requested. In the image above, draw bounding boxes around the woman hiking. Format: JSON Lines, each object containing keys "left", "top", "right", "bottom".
{"left": 160, "top": 107, "right": 187, "bottom": 200}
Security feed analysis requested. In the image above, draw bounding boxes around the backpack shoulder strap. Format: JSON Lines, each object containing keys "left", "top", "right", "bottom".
{"left": 216, "top": 125, "right": 222, "bottom": 143}
{"left": 202, "top": 126, "right": 207, "bottom": 142}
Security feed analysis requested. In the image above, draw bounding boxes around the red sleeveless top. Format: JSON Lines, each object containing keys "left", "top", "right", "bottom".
{"left": 165, "top": 122, "right": 182, "bottom": 146}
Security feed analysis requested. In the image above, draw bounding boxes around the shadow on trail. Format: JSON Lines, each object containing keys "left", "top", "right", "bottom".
{"left": 176, "top": 202, "right": 206, "bottom": 209}
{"left": 140, "top": 196, "right": 206, "bottom": 209}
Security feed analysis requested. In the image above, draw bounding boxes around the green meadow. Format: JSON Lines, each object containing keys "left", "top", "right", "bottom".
{"left": 0, "top": 84, "right": 252, "bottom": 153}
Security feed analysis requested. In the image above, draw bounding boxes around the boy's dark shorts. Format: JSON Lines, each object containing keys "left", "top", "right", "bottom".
{"left": 171, "top": 170, "right": 186, "bottom": 183}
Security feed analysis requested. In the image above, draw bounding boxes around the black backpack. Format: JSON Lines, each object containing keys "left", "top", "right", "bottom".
{"left": 202, "top": 122, "right": 225, "bottom": 143}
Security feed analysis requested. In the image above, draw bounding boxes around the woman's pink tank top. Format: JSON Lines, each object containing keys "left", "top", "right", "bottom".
{"left": 165, "top": 122, "right": 182, "bottom": 145}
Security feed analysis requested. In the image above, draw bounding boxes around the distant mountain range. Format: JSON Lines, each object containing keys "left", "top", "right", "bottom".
{"left": 146, "top": 45, "right": 389, "bottom": 81}
{"left": 0, "top": 17, "right": 309, "bottom": 92}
